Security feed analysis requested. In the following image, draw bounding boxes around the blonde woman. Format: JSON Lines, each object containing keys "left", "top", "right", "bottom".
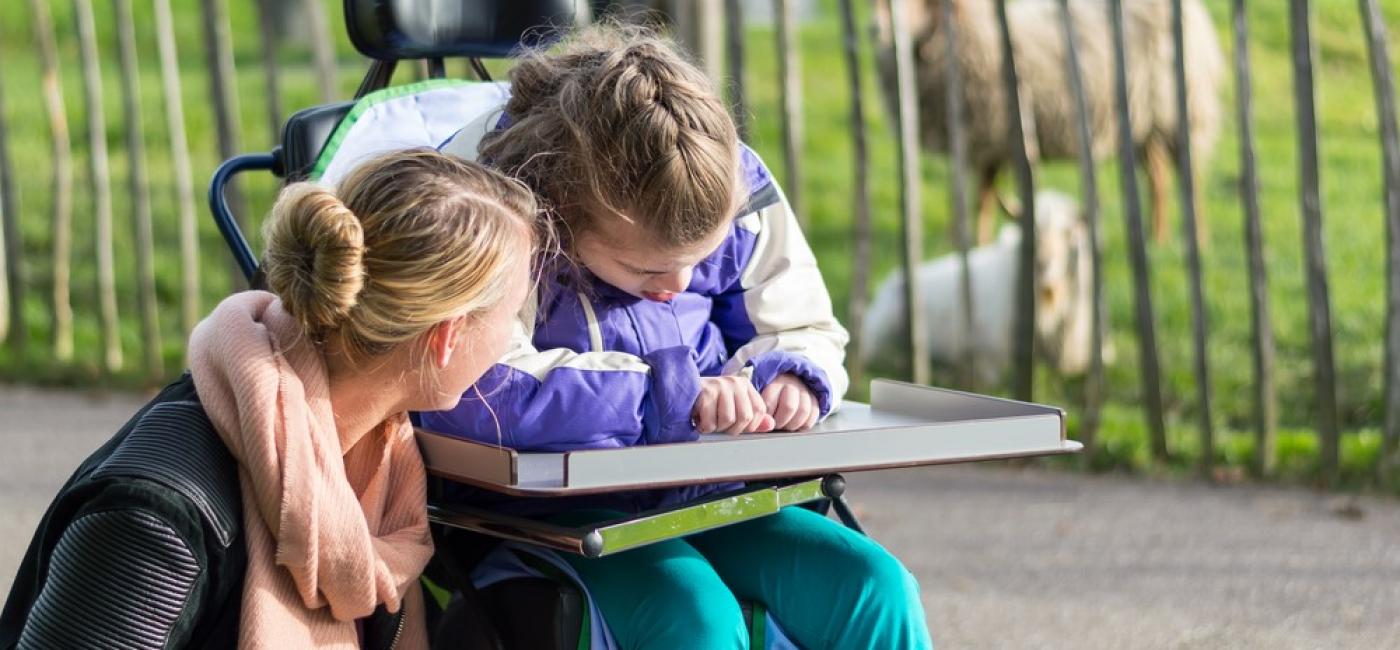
{"left": 1, "top": 150, "right": 536, "bottom": 649}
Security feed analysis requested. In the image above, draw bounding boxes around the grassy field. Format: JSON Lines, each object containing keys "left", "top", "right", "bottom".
{"left": 738, "top": 0, "right": 1400, "bottom": 489}
{"left": 0, "top": 1, "right": 1398, "bottom": 488}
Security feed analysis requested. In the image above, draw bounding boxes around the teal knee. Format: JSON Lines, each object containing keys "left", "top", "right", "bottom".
{"left": 833, "top": 544, "right": 932, "bottom": 649}
{"left": 627, "top": 570, "right": 748, "bottom": 650}
{"left": 550, "top": 510, "right": 749, "bottom": 650}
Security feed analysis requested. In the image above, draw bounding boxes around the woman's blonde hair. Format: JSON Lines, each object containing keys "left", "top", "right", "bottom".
{"left": 262, "top": 148, "right": 536, "bottom": 360}
{"left": 480, "top": 22, "right": 740, "bottom": 255}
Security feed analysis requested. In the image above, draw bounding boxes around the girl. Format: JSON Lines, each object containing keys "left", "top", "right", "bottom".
{"left": 1, "top": 150, "right": 537, "bottom": 649}
{"left": 422, "top": 26, "right": 932, "bottom": 649}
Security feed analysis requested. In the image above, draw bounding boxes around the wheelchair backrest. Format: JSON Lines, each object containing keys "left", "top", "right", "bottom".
{"left": 310, "top": 80, "right": 510, "bottom": 185}
{"left": 281, "top": 102, "right": 355, "bottom": 183}
{"left": 280, "top": 0, "right": 585, "bottom": 182}
{"left": 209, "top": 1, "right": 583, "bottom": 280}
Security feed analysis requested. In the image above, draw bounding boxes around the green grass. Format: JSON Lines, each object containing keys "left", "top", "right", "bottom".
{"left": 736, "top": 0, "right": 1400, "bottom": 490}
{"left": 0, "top": 1, "right": 1398, "bottom": 489}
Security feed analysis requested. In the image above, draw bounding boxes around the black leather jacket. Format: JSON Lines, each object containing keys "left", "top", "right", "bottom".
{"left": 0, "top": 374, "right": 407, "bottom": 649}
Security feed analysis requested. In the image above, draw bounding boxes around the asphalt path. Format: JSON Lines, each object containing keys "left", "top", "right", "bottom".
{"left": 2, "top": 385, "right": 1397, "bottom": 648}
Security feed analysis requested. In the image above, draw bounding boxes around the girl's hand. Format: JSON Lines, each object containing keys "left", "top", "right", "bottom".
{"left": 693, "top": 376, "right": 776, "bottom": 434}
{"left": 761, "top": 374, "right": 820, "bottom": 431}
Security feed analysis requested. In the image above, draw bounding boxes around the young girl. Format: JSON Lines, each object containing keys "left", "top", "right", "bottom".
{"left": 421, "top": 26, "right": 932, "bottom": 649}
{"left": 1, "top": 150, "right": 537, "bottom": 649}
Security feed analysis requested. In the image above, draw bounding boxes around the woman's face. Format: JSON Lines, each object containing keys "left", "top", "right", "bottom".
{"left": 574, "top": 217, "right": 730, "bottom": 302}
{"left": 416, "top": 262, "right": 531, "bottom": 412}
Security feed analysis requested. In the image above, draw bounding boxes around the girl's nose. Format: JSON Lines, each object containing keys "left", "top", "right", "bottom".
{"left": 657, "top": 268, "right": 691, "bottom": 293}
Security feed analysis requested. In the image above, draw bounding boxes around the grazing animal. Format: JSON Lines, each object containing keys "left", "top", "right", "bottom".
{"left": 873, "top": 0, "right": 1224, "bottom": 244}
{"left": 861, "top": 191, "right": 1104, "bottom": 386}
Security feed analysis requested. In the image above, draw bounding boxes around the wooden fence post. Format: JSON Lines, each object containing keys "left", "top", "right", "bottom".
{"left": 1171, "top": 0, "right": 1215, "bottom": 476}
{"left": 74, "top": 0, "right": 123, "bottom": 373}
{"left": 995, "top": 0, "right": 1037, "bottom": 402}
{"left": 775, "top": 0, "right": 804, "bottom": 223}
{"left": 724, "top": 0, "right": 748, "bottom": 141}
{"left": 1108, "top": 0, "right": 1168, "bottom": 460}
{"left": 201, "top": 0, "right": 247, "bottom": 285}
{"left": 671, "top": 0, "right": 724, "bottom": 87}
{"left": 116, "top": 0, "right": 163, "bottom": 381}
{"left": 0, "top": 47, "right": 22, "bottom": 355}
{"left": 1058, "top": 0, "right": 1104, "bottom": 449}
{"left": 0, "top": 35, "right": 8, "bottom": 346}
{"left": 27, "top": 0, "right": 74, "bottom": 362}
{"left": 839, "top": 0, "right": 872, "bottom": 393}
{"left": 0, "top": 170, "right": 6, "bottom": 346}
{"left": 943, "top": 0, "right": 977, "bottom": 390}
{"left": 1232, "top": 0, "right": 1277, "bottom": 475}
{"left": 154, "top": 0, "right": 202, "bottom": 340}
{"left": 883, "top": 0, "right": 930, "bottom": 386}
{"left": 1359, "top": 0, "right": 1400, "bottom": 474}
{"left": 1288, "top": 0, "right": 1340, "bottom": 484}
{"left": 305, "top": 0, "right": 340, "bottom": 103}
{"left": 256, "top": 0, "right": 284, "bottom": 142}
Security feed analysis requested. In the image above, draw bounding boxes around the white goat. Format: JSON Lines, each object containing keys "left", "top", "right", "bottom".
{"left": 861, "top": 191, "right": 1102, "bottom": 386}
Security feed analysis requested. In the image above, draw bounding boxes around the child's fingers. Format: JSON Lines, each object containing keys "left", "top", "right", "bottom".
{"left": 692, "top": 392, "right": 716, "bottom": 433}
{"left": 766, "top": 385, "right": 789, "bottom": 430}
{"left": 761, "top": 381, "right": 783, "bottom": 414}
{"left": 745, "top": 386, "right": 772, "bottom": 433}
{"left": 771, "top": 384, "right": 801, "bottom": 430}
{"left": 724, "top": 387, "right": 756, "bottom": 435}
{"left": 714, "top": 388, "right": 738, "bottom": 432}
{"left": 802, "top": 398, "right": 820, "bottom": 430}
{"left": 790, "top": 393, "right": 817, "bottom": 431}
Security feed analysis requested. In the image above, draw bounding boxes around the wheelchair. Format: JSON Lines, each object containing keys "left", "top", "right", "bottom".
{"left": 208, "top": 3, "right": 862, "bottom": 647}
{"left": 208, "top": 2, "right": 1077, "bottom": 647}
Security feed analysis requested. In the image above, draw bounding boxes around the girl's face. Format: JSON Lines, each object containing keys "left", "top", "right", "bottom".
{"left": 574, "top": 217, "right": 730, "bottom": 302}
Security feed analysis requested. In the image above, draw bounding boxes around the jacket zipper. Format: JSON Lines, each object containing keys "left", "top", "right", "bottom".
{"left": 387, "top": 609, "right": 405, "bottom": 650}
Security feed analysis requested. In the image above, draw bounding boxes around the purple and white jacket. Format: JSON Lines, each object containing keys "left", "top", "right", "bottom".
{"left": 418, "top": 102, "right": 849, "bottom": 512}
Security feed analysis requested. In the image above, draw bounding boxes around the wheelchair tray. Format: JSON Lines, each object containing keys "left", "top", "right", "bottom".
{"left": 417, "top": 379, "right": 1080, "bottom": 497}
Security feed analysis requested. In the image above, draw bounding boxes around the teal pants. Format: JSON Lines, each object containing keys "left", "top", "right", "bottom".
{"left": 553, "top": 506, "right": 932, "bottom": 650}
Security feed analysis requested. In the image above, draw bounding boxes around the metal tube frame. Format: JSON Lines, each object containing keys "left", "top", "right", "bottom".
{"left": 428, "top": 475, "right": 861, "bottom": 558}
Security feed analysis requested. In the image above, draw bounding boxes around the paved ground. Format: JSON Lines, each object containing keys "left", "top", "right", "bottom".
{"left": 2, "top": 386, "right": 1398, "bottom": 648}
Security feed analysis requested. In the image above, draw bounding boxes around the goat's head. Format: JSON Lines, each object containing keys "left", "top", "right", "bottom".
{"left": 872, "top": 0, "right": 945, "bottom": 52}
{"left": 1031, "top": 191, "right": 1092, "bottom": 372}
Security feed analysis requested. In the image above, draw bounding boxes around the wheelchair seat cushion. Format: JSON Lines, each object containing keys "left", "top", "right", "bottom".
{"left": 346, "top": 0, "right": 582, "bottom": 60}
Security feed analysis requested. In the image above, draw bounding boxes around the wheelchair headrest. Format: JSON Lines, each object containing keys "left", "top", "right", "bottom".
{"left": 345, "top": 0, "right": 584, "bottom": 60}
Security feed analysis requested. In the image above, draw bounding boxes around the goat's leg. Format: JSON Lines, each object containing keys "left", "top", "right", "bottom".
{"left": 976, "top": 166, "right": 1000, "bottom": 244}
{"left": 1144, "top": 137, "right": 1172, "bottom": 243}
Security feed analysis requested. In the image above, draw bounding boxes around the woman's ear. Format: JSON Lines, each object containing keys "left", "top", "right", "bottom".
{"left": 427, "top": 319, "right": 462, "bottom": 369}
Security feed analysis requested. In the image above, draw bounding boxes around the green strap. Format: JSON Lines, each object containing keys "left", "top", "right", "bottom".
{"left": 749, "top": 601, "right": 768, "bottom": 648}
{"left": 419, "top": 575, "right": 453, "bottom": 611}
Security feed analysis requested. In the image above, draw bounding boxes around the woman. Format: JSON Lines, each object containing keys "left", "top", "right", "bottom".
{"left": 0, "top": 149, "right": 536, "bottom": 649}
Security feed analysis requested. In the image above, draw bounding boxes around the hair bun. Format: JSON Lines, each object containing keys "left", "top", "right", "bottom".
{"left": 261, "top": 183, "right": 366, "bottom": 335}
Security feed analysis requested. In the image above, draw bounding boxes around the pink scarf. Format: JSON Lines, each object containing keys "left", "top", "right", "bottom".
{"left": 189, "top": 291, "right": 433, "bottom": 649}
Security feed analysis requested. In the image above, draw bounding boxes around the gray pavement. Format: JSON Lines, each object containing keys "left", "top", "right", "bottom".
{"left": 2, "top": 386, "right": 1398, "bottom": 648}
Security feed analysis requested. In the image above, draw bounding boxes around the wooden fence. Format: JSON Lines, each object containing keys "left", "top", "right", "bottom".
{"left": 0, "top": 0, "right": 1397, "bottom": 485}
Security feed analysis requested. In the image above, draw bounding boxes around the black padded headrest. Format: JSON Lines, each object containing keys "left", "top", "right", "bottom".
{"left": 345, "top": 0, "right": 582, "bottom": 60}
{"left": 280, "top": 101, "right": 355, "bottom": 182}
